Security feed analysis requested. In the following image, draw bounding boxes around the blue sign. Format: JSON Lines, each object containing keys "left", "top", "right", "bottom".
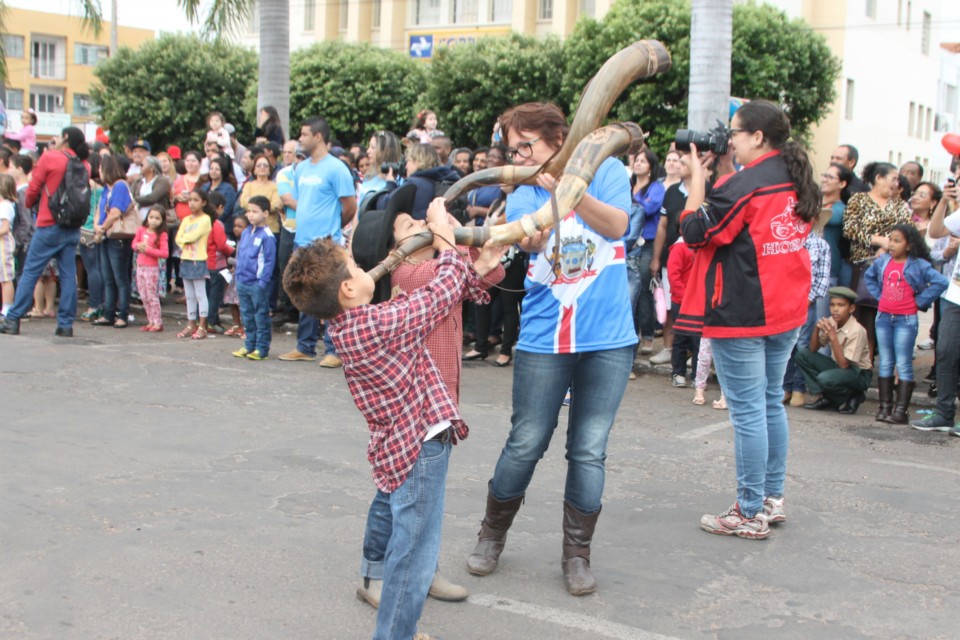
{"left": 409, "top": 35, "right": 434, "bottom": 59}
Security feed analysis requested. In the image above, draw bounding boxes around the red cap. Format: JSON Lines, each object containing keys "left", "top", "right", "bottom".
{"left": 166, "top": 145, "right": 182, "bottom": 160}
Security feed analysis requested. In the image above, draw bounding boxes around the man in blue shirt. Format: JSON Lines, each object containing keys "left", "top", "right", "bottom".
{"left": 278, "top": 117, "right": 357, "bottom": 367}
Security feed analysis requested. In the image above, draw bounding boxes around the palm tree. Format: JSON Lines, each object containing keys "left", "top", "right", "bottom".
{"left": 178, "top": 0, "right": 290, "bottom": 138}
{"left": 687, "top": 0, "right": 733, "bottom": 131}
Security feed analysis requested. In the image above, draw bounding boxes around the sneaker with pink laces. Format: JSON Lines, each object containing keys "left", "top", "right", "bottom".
{"left": 762, "top": 496, "right": 786, "bottom": 524}
{"left": 699, "top": 503, "right": 770, "bottom": 539}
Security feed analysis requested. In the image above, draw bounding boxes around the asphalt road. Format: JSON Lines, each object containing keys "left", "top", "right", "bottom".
{"left": 1, "top": 319, "right": 958, "bottom": 640}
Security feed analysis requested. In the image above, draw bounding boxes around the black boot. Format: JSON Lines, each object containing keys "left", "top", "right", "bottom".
{"left": 466, "top": 481, "right": 524, "bottom": 576}
{"left": 874, "top": 377, "right": 894, "bottom": 422}
{"left": 561, "top": 502, "right": 601, "bottom": 596}
{"left": 0, "top": 317, "right": 20, "bottom": 335}
{"left": 888, "top": 381, "right": 916, "bottom": 424}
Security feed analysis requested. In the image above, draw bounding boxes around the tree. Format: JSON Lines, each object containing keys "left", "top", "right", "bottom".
{"left": 90, "top": 34, "right": 257, "bottom": 151}
{"left": 423, "top": 34, "right": 566, "bottom": 148}
{"left": 562, "top": 0, "right": 840, "bottom": 152}
{"left": 289, "top": 41, "right": 426, "bottom": 147}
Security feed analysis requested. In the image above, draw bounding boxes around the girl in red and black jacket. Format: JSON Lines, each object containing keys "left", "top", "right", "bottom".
{"left": 678, "top": 100, "right": 820, "bottom": 541}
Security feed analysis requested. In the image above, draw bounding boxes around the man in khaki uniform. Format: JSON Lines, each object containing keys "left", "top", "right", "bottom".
{"left": 797, "top": 287, "right": 873, "bottom": 414}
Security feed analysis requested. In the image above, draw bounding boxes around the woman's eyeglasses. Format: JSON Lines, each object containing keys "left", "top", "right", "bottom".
{"left": 821, "top": 173, "right": 838, "bottom": 180}
{"left": 505, "top": 137, "right": 541, "bottom": 160}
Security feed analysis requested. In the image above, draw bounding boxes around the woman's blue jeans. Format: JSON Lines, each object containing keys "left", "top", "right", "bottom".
{"left": 626, "top": 243, "right": 655, "bottom": 341}
{"left": 371, "top": 438, "right": 451, "bottom": 640}
{"left": 5, "top": 225, "right": 80, "bottom": 328}
{"left": 875, "top": 311, "right": 918, "bottom": 381}
{"left": 711, "top": 329, "right": 798, "bottom": 518}
{"left": 78, "top": 242, "right": 103, "bottom": 310}
{"left": 99, "top": 238, "right": 132, "bottom": 322}
{"left": 491, "top": 345, "right": 634, "bottom": 514}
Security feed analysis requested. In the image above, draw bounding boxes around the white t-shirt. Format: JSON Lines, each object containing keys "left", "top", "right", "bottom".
{"left": 0, "top": 199, "right": 15, "bottom": 227}
{"left": 941, "top": 210, "right": 960, "bottom": 305}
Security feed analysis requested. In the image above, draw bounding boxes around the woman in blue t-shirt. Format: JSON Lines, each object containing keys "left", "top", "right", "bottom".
{"left": 92, "top": 155, "right": 134, "bottom": 328}
{"left": 465, "top": 103, "right": 636, "bottom": 597}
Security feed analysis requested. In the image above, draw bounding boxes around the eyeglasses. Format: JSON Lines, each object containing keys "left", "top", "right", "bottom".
{"left": 255, "top": 163, "right": 270, "bottom": 169}
{"left": 505, "top": 137, "right": 541, "bottom": 160}
{"left": 728, "top": 128, "right": 752, "bottom": 136}
{"left": 821, "top": 173, "right": 838, "bottom": 180}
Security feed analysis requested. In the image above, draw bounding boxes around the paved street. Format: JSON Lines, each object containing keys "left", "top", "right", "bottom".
{"left": 2, "top": 319, "right": 958, "bottom": 640}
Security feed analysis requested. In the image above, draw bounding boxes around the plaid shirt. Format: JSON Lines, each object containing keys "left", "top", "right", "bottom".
{"left": 806, "top": 234, "right": 831, "bottom": 303}
{"left": 392, "top": 249, "right": 504, "bottom": 405}
{"left": 329, "top": 250, "right": 491, "bottom": 493}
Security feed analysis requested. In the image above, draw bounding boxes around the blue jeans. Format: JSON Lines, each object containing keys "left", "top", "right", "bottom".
{"left": 875, "top": 311, "right": 919, "bottom": 381}
{"left": 6, "top": 225, "right": 80, "bottom": 327}
{"left": 237, "top": 281, "right": 271, "bottom": 356}
{"left": 373, "top": 438, "right": 451, "bottom": 640}
{"left": 99, "top": 238, "right": 132, "bottom": 322}
{"left": 491, "top": 345, "right": 634, "bottom": 513}
{"left": 296, "top": 311, "right": 319, "bottom": 356}
{"left": 626, "top": 243, "right": 655, "bottom": 341}
{"left": 783, "top": 298, "right": 828, "bottom": 392}
{"left": 711, "top": 329, "right": 798, "bottom": 518}
{"left": 206, "top": 269, "right": 227, "bottom": 326}
{"left": 78, "top": 241, "right": 103, "bottom": 310}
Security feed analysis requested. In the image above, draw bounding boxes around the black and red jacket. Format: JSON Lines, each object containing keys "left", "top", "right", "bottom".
{"left": 675, "top": 151, "right": 811, "bottom": 338}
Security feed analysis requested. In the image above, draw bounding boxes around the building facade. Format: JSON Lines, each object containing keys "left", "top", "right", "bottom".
{"left": 2, "top": 7, "right": 154, "bottom": 139}
{"left": 242, "top": 0, "right": 613, "bottom": 59}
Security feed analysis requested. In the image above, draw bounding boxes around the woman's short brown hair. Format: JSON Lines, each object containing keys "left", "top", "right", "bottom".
{"left": 499, "top": 103, "right": 569, "bottom": 151}
{"left": 405, "top": 143, "right": 440, "bottom": 172}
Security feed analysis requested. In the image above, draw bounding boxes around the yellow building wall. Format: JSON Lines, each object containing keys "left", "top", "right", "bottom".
{"left": 3, "top": 7, "right": 154, "bottom": 132}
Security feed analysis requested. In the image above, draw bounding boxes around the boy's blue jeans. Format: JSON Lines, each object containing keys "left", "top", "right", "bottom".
{"left": 368, "top": 438, "right": 451, "bottom": 640}
{"left": 237, "top": 281, "right": 271, "bottom": 356}
{"left": 875, "top": 311, "right": 918, "bottom": 381}
{"left": 7, "top": 225, "right": 80, "bottom": 328}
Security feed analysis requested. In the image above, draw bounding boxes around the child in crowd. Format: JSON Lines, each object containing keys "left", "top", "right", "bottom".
{"left": 667, "top": 234, "right": 697, "bottom": 387}
{"left": 864, "top": 224, "right": 948, "bottom": 423}
{"left": 175, "top": 189, "right": 213, "bottom": 339}
{"left": 283, "top": 199, "right": 503, "bottom": 640}
{"left": 223, "top": 215, "right": 247, "bottom": 338}
{"left": 797, "top": 287, "right": 874, "bottom": 414}
{"left": 4, "top": 109, "right": 37, "bottom": 153}
{"left": 133, "top": 205, "right": 169, "bottom": 332}
{"left": 783, "top": 219, "right": 831, "bottom": 407}
{"left": 232, "top": 196, "right": 276, "bottom": 360}
{"left": 692, "top": 338, "right": 726, "bottom": 409}
{"left": 0, "top": 174, "right": 16, "bottom": 317}
{"left": 350, "top": 190, "right": 504, "bottom": 610}
{"left": 205, "top": 111, "right": 234, "bottom": 159}
{"left": 205, "top": 191, "right": 235, "bottom": 334}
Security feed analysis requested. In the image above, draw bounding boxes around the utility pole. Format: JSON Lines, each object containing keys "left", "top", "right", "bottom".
{"left": 687, "top": 0, "right": 733, "bottom": 131}
{"left": 110, "top": 0, "right": 118, "bottom": 56}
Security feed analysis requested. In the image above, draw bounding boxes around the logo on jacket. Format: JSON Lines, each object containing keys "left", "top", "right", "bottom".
{"left": 763, "top": 197, "right": 809, "bottom": 256}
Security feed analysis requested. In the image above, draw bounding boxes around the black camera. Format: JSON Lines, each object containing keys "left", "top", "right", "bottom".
{"left": 381, "top": 161, "right": 405, "bottom": 178}
{"left": 674, "top": 120, "right": 730, "bottom": 155}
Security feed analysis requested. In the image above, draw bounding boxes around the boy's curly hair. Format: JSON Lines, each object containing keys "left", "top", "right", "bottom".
{"left": 282, "top": 237, "right": 350, "bottom": 320}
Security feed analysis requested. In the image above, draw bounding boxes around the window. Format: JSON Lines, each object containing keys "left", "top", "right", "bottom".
{"left": 304, "top": 0, "right": 316, "bottom": 31}
{"left": 73, "top": 93, "right": 96, "bottom": 117}
{"left": 922, "top": 11, "right": 931, "bottom": 55}
{"left": 866, "top": 0, "right": 876, "bottom": 19}
{"left": 2, "top": 34, "right": 25, "bottom": 59}
{"left": 897, "top": 0, "right": 903, "bottom": 24}
{"left": 539, "top": 0, "right": 553, "bottom": 20}
{"left": 906, "top": 1, "right": 912, "bottom": 30}
{"left": 909, "top": 101, "right": 916, "bottom": 136}
{"left": 916, "top": 104, "right": 924, "bottom": 138}
{"left": 947, "top": 84, "right": 957, "bottom": 114}
{"left": 6, "top": 89, "right": 24, "bottom": 111}
{"left": 414, "top": 0, "right": 442, "bottom": 25}
{"left": 31, "top": 36, "right": 65, "bottom": 80}
{"left": 30, "top": 86, "right": 65, "bottom": 113}
{"left": 845, "top": 79, "right": 855, "bottom": 120}
{"left": 339, "top": 0, "right": 348, "bottom": 30}
{"left": 926, "top": 107, "right": 933, "bottom": 140}
{"left": 489, "top": 0, "right": 512, "bottom": 22}
{"left": 372, "top": 0, "right": 382, "bottom": 28}
{"left": 74, "top": 43, "right": 109, "bottom": 66}
{"left": 580, "top": 0, "right": 595, "bottom": 18}
{"left": 452, "top": 0, "right": 479, "bottom": 23}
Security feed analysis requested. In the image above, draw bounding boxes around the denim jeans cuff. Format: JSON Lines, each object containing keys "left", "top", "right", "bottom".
{"left": 360, "top": 557, "right": 384, "bottom": 580}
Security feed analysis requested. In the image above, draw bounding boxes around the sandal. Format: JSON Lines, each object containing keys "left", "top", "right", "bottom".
{"left": 114, "top": 320, "right": 128, "bottom": 329}
{"left": 92, "top": 317, "right": 113, "bottom": 326}
{"left": 223, "top": 325, "right": 243, "bottom": 336}
{"left": 495, "top": 354, "right": 512, "bottom": 367}
{"left": 80, "top": 309, "right": 100, "bottom": 321}
{"left": 693, "top": 393, "right": 706, "bottom": 406}
{"left": 191, "top": 327, "right": 208, "bottom": 340}
{"left": 177, "top": 326, "right": 197, "bottom": 338}
{"left": 713, "top": 396, "right": 727, "bottom": 410}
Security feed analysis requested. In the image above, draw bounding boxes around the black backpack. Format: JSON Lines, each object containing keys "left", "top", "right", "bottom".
{"left": 46, "top": 152, "right": 91, "bottom": 229}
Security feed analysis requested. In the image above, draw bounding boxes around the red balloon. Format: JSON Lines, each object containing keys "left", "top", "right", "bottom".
{"left": 942, "top": 133, "right": 960, "bottom": 156}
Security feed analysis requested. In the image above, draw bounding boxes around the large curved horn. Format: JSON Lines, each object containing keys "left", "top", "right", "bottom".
{"left": 368, "top": 122, "right": 645, "bottom": 282}
{"left": 442, "top": 39, "right": 671, "bottom": 202}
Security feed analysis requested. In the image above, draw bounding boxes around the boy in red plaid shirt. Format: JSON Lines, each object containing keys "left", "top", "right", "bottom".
{"left": 284, "top": 199, "right": 504, "bottom": 640}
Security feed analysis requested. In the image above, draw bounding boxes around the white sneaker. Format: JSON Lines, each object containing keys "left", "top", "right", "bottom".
{"left": 917, "top": 338, "right": 935, "bottom": 350}
{"left": 672, "top": 375, "right": 687, "bottom": 387}
{"left": 650, "top": 348, "right": 672, "bottom": 365}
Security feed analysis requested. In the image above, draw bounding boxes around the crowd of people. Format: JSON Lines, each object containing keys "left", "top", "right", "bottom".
{"left": 3, "top": 99, "right": 960, "bottom": 640}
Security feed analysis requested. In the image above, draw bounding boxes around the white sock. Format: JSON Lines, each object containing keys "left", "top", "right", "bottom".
{"left": 1, "top": 305, "right": 10, "bottom": 316}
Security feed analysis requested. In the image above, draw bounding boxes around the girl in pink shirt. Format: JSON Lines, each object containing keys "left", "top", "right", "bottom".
{"left": 133, "top": 206, "right": 169, "bottom": 331}
{"left": 4, "top": 110, "right": 37, "bottom": 152}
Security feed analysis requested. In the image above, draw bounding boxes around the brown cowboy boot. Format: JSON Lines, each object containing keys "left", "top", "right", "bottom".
{"left": 561, "top": 502, "right": 601, "bottom": 596}
{"left": 466, "top": 481, "right": 524, "bottom": 576}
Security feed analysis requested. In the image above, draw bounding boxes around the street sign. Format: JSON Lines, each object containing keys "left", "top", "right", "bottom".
{"left": 409, "top": 35, "right": 434, "bottom": 59}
